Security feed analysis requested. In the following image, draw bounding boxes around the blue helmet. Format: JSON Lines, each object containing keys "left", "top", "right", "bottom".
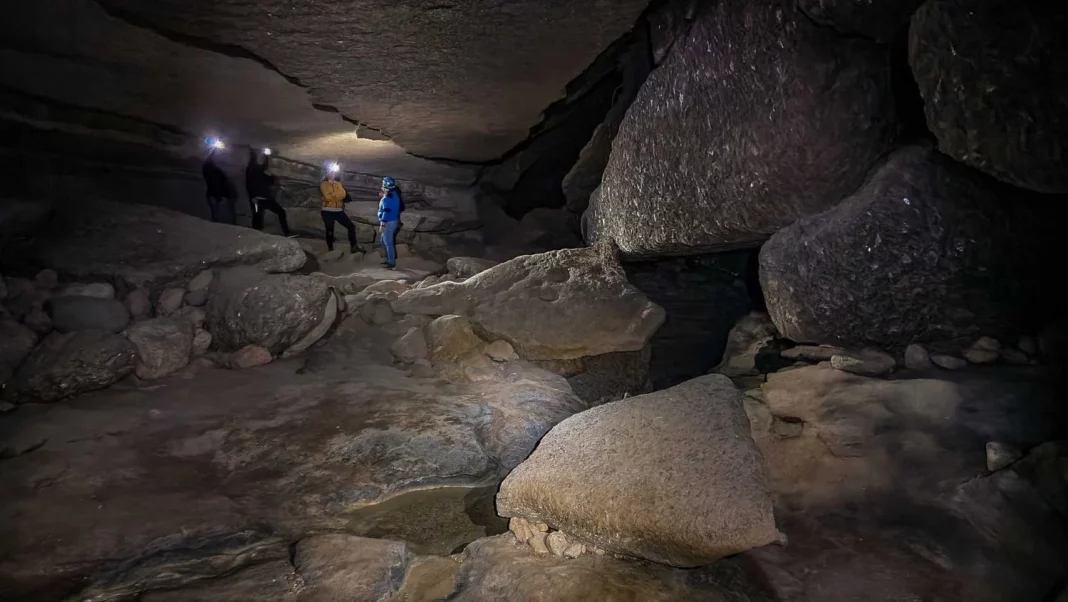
{"left": 382, "top": 176, "right": 396, "bottom": 190}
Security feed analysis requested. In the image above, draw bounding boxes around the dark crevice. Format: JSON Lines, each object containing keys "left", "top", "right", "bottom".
{"left": 889, "top": 23, "right": 935, "bottom": 144}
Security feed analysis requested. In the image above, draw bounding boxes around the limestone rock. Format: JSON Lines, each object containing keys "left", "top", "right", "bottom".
{"left": 965, "top": 337, "right": 1001, "bottom": 364}
{"left": 23, "top": 309, "right": 52, "bottom": 336}
{"left": 986, "top": 441, "right": 1023, "bottom": 472}
{"left": 830, "top": 349, "right": 896, "bottom": 377}
{"left": 157, "top": 288, "right": 185, "bottom": 317}
{"left": 230, "top": 345, "right": 272, "bottom": 369}
{"left": 909, "top": 0, "right": 1068, "bottom": 193}
{"left": 184, "top": 269, "right": 214, "bottom": 307}
{"left": 362, "top": 279, "right": 410, "bottom": 300}
{"left": 4, "top": 277, "right": 48, "bottom": 321}
{"left": 782, "top": 345, "right": 844, "bottom": 363}
{"left": 294, "top": 534, "right": 409, "bottom": 602}
{"left": 142, "top": 561, "right": 297, "bottom": 602}
{"left": 446, "top": 256, "right": 499, "bottom": 280}
{"left": 49, "top": 296, "right": 130, "bottom": 334}
{"left": 391, "top": 327, "right": 429, "bottom": 364}
{"left": 497, "top": 374, "right": 777, "bottom": 567}
{"left": 904, "top": 344, "right": 932, "bottom": 370}
{"left": 281, "top": 291, "right": 339, "bottom": 358}
{"left": 126, "top": 317, "right": 194, "bottom": 380}
{"left": 26, "top": 199, "right": 306, "bottom": 290}
{"left": 760, "top": 146, "right": 1048, "bottom": 348}
{"left": 56, "top": 282, "right": 115, "bottom": 300}
{"left": 451, "top": 535, "right": 774, "bottom": 601}
{"left": 125, "top": 289, "right": 152, "bottom": 321}
{"left": 426, "top": 315, "right": 484, "bottom": 362}
{"left": 207, "top": 267, "right": 332, "bottom": 355}
{"left": 584, "top": 0, "right": 894, "bottom": 257}
{"left": 1018, "top": 336, "right": 1038, "bottom": 356}
{"left": 0, "top": 318, "right": 37, "bottom": 385}
{"left": 716, "top": 312, "right": 779, "bottom": 378}
{"left": 1000, "top": 349, "right": 1029, "bottom": 365}
{"left": 393, "top": 245, "right": 665, "bottom": 361}
{"left": 175, "top": 306, "right": 207, "bottom": 330}
{"left": 484, "top": 340, "right": 518, "bottom": 362}
{"left": 192, "top": 329, "right": 212, "bottom": 357}
{"left": 964, "top": 348, "right": 999, "bottom": 365}
{"left": 932, "top": 354, "right": 967, "bottom": 370}
{"left": 800, "top": 0, "right": 923, "bottom": 41}
{"left": 35, "top": 268, "right": 58, "bottom": 291}
{"left": 358, "top": 297, "right": 394, "bottom": 326}
{"left": 562, "top": 121, "right": 612, "bottom": 214}
{"left": 6, "top": 330, "right": 136, "bottom": 402}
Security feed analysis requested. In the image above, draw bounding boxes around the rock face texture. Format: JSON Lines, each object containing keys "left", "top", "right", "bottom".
{"left": 293, "top": 534, "right": 409, "bottom": 601}
{"left": 584, "top": 0, "right": 895, "bottom": 257}
{"left": 207, "top": 267, "right": 333, "bottom": 356}
{"left": 88, "top": 0, "right": 649, "bottom": 162}
{"left": 126, "top": 317, "right": 194, "bottom": 380}
{"left": 909, "top": 0, "right": 1068, "bottom": 193}
{"left": 48, "top": 296, "right": 130, "bottom": 334}
{"left": 800, "top": 0, "right": 923, "bottom": 41}
{"left": 0, "top": 319, "right": 37, "bottom": 385}
{"left": 392, "top": 245, "right": 665, "bottom": 361}
{"left": 497, "top": 374, "right": 778, "bottom": 567}
{"left": 451, "top": 535, "right": 776, "bottom": 602}
{"left": 760, "top": 146, "right": 1047, "bottom": 348}
{"left": 23, "top": 200, "right": 305, "bottom": 290}
{"left": 5, "top": 330, "right": 137, "bottom": 403}
{"left": 746, "top": 365, "right": 1068, "bottom": 601}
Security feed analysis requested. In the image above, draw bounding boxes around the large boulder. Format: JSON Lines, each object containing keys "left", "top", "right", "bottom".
{"left": 799, "top": 0, "right": 923, "bottom": 41}
{"left": 0, "top": 319, "right": 37, "bottom": 385}
{"left": 48, "top": 296, "right": 130, "bottom": 334}
{"left": 391, "top": 244, "right": 665, "bottom": 361}
{"left": 584, "top": 0, "right": 894, "bottom": 257}
{"left": 5, "top": 330, "right": 136, "bottom": 403}
{"left": 497, "top": 374, "right": 778, "bottom": 567}
{"left": 207, "top": 267, "right": 333, "bottom": 355}
{"left": 125, "top": 317, "right": 194, "bottom": 380}
{"left": 425, "top": 315, "right": 485, "bottom": 362}
{"left": 446, "top": 257, "right": 499, "bottom": 280}
{"left": 909, "top": 0, "right": 1068, "bottom": 193}
{"left": 23, "top": 199, "right": 305, "bottom": 289}
{"left": 760, "top": 146, "right": 1048, "bottom": 348}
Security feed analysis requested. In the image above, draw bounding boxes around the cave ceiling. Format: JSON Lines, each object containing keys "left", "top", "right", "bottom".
{"left": 0, "top": 0, "right": 649, "bottom": 184}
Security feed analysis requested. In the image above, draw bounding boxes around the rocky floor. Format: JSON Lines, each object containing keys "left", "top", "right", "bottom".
{"left": 0, "top": 314, "right": 582, "bottom": 601}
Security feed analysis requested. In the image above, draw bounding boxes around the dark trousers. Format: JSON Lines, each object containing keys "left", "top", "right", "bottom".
{"left": 321, "top": 210, "right": 357, "bottom": 251}
{"left": 252, "top": 196, "right": 291, "bottom": 236}
{"left": 207, "top": 196, "right": 236, "bottom": 224}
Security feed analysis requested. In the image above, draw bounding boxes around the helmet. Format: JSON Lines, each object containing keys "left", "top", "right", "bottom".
{"left": 382, "top": 176, "right": 396, "bottom": 190}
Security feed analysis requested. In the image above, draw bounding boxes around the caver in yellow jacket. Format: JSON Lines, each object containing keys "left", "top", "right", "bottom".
{"left": 319, "top": 180, "right": 347, "bottom": 210}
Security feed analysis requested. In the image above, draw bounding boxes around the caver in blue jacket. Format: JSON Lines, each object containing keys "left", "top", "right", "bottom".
{"left": 378, "top": 177, "right": 402, "bottom": 268}
{"left": 377, "top": 190, "right": 401, "bottom": 223}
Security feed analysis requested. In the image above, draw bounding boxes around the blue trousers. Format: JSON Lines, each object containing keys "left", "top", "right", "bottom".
{"left": 382, "top": 220, "right": 399, "bottom": 265}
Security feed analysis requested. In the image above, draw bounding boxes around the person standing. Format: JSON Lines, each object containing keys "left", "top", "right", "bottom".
{"left": 245, "top": 148, "right": 292, "bottom": 236}
{"left": 377, "top": 176, "right": 402, "bottom": 269}
{"left": 202, "top": 146, "right": 236, "bottom": 224}
{"left": 319, "top": 167, "right": 359, "bottom": 253}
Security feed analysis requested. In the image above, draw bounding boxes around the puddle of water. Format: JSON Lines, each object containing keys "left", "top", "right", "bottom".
{"left": 345, "top": 485, "right": 508, "bottom": 556}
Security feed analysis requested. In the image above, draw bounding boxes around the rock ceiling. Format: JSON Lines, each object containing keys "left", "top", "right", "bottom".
{"left": 0, "top": 0, "right": 649, "bottom": 184}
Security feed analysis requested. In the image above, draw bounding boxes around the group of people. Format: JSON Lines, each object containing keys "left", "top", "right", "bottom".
{"left": 202, "top": 146, "right": 403, "bottom": 269}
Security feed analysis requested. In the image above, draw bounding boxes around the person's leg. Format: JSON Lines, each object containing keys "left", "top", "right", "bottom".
{"left": 206, "top": 197, "right": 220, "bottom": 222}
{"left": 336, "top": 211, "right": 359, "bottom": 252}
{"left": 225, "top": 198, "right": 238, "bottom": 225}
{"left": 264, "top": 198, "right": 292, "bottom": 236}
{"left": 251, "top": 197, "right": 265, "bottom": 230}
{"left": 321, "top": 211, "right": 337, "bottom": 251}
{"left": 383, "top": 221, "right": 398, "bottom": 267}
